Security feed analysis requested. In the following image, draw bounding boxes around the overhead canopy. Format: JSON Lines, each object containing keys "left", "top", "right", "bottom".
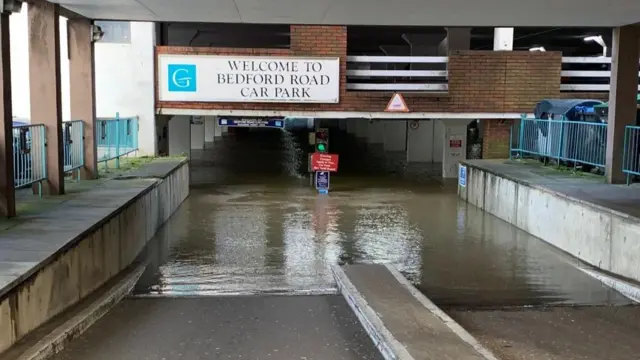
{"left": 534, "top": 99, "right": 604, "bottom": 120}
{"left": 49, "top": 0, "right": 640, "bottom": 27}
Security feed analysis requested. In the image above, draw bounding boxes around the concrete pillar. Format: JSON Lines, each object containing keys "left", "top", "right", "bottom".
{"left": 435, "top": 28, "right": 471, "bottom": 55}
{"left": 204, "top": 116, "right": 215, "bottom": 142}
{"left": 406, "top": 120, "right": 444, "bottom": 163}
{"left": 383, "top": 120, "right": 406, "bottom": 152}
{"left": 337, "top": 119, "right": 347, "bottom": 131}
{"left": 606, "top": 26, "right": 640, "bottom": 184}
{"left": 168, "top": 115, "right": 190, "bottom": 156}
{"left": 442, "top": 120, "right": 472, "bottom": 178}
{"left": 0, "top": 14, "right": 15, "bottom": 217}
{"left": 355, "top": 120, "right": 368, "bottom": 139}
{"left": 29, "top": 1, "right": 64, "bottom": 195}
{"left": 190, "top": 116, "right": 204, "bottom": 150}
{"left": 68, "top": 18, "right": 97, "bottom": 180}
{"left": 494, "top": 28, "right": 514, "bottom": 51}
{"left": 346, "top": 119, "right": 357, "bottom": 134}
{"left": 366, "top": 120, "right": 384, "bottom": 144}
{"left": 214, "top": 118, "right": 222, "bottom": 138}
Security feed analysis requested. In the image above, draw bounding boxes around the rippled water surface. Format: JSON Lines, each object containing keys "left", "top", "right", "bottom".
{"left": 135, "top": 127, "right": 629, "bottom": 307}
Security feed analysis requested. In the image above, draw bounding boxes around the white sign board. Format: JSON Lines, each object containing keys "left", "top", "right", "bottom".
{"left": 158, "top": 54, "right": 340, "bottom": 104}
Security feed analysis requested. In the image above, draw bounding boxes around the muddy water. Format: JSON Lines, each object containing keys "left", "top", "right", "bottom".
{"left": 135, "top": 128, "right": 629, "bottom": 308}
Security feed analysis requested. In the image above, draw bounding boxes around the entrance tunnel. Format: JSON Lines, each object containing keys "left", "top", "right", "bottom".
{"left": 47, "top": 119, "right": 640, "bottom": 360}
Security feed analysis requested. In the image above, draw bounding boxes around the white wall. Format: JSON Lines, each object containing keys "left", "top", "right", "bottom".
{"left": 9, "top": 8, "right": 157, "bottom": 155}
{"left": 406, "top": 119, "right": 445, "bottom": 163}
{"left": 95, "top": 22, "right": 156, "bottom": 155}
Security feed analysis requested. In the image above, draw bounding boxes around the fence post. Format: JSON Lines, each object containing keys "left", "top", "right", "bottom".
{"left": 518, "top": 114, "right": 526, "bottom": 159}
{"left": 557, "top": 119, "right": 566, "bottom": 166}
{"left": 623, "top": 126, "right": 630, "bottom": 185}
{"left": 115, "top": 112, "right": 120, "bottom": 169}
{"left": 38, "top": 126, "right": 46, "bottom": 197}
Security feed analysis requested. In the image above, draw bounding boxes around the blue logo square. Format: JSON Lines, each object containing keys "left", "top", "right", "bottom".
{"left": 168, "top": 64, "right": 197, "bottom": 92}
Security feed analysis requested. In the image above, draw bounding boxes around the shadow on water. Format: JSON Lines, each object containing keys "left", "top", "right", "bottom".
{"left": 135, "top": 127, "right": 630, "bottom": 308}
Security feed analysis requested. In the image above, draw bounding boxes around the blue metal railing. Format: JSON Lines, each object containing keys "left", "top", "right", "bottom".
{"left": 510, "top": 115, "right": 608, "bottom": 168}
{"left": 12, "top": 124, "right": 47, "bottom": 192}
{"left": 62, "top": 120, "right": 84, "bottom": 180}
{"left": 96, "top": 114, "right": 139, "bottom": 168}
{"left": 622, "top": 125, "right": 640, "bottom": 184}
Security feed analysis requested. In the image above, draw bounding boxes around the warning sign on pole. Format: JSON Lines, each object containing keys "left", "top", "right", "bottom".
{"left": 385, "top": 93, "right": 409, "bottom": 112}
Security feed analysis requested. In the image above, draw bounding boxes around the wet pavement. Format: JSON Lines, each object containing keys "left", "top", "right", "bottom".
{"left": 134, "top": 128, "right": 630, "bottom": 308}
{"left": 51, "top": 296, "right": 383, "bottom": 360}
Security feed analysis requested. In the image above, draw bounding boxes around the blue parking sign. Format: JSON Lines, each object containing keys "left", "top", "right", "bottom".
{"left": 315, "top": 171, "right": 330, "bottom": 192}
{"left": 459, "top": 165, "right": 467, "bottom": 187}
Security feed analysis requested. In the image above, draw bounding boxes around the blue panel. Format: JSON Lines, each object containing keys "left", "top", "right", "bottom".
{"left": 168, "top": 64, "right": 197, "bottom": 92}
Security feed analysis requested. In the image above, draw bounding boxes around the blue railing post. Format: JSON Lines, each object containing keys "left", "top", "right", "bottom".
{"left": 518, "top": 114, "right": 526, "bottom": 159}
{"left": 115, "top": 112, "right": 121, "bottom": 169}
{"left": 557, "top": 118, "right": 566, "bottom": 165}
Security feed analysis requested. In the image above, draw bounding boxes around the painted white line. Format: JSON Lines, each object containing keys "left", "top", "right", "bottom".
{"left": 385, "top": 264, "right": 500, "bottom": 360}
{"left": 16, "top": 264, "right": 147, "bottom": 360}
{"left": 331, "top": 265, "right": 412, "bottom": 360}
{"left": 578, "top": 268, "right": 640, "bottom": 303}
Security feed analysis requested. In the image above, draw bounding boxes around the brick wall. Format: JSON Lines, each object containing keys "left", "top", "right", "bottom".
{"left": 156, "top": 26, "right": 586, "bottom": 115}
{"left": 482, "top": 119, "right": 513, "bottom": 159}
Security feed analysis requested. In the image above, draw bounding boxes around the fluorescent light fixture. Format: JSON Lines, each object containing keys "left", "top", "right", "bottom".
{"left": 529, "top": 47, "right": 546, "bottom": 52}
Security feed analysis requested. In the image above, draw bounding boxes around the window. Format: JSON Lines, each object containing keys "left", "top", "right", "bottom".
{"left": 94, "top": 21, "right": 131, "bottom": 44}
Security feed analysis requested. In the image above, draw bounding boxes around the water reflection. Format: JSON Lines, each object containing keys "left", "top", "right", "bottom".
{"left": 135, "top": 127, "right": 629, "bottom": 307}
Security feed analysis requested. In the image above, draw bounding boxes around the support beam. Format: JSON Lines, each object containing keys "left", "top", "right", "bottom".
{"left": 605, "top": 26, "right": 640, "bottom": 184}
{"left": 0, "top": 13, "right": 15, "bottom": 217}
{"left": 29, "top": 1, "right": 64, "bottom": 195}
{"left": 494, "top": 28, "right": 514, "bottom": 51}
{"left": 68, "top": 18, "right": 97, "bottom": 179}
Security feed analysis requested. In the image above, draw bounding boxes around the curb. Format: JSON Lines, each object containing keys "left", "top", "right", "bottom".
{"left": 331, "top": 265, "right": 413, "bottom": 360}
{"left": 14, "top": 264, "right": 146, "bottom": 360}
{"left": 579, "top": 267, "right": 640, "bottom": 303}
{"left": 384, "top": 265, "right": 500, "bottom": 360}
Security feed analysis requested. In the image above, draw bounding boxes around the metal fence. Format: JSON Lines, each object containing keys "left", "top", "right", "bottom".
{"left": 623, "top": 125, "right": 640, "bottom": 184}
{"left": 510, "top": 116, "right": 608, "bottom": 168}
{"left": 96, "top": 114, "right": 139, "bottom": 168}
{"left": 12, "top": 124, "right": 47, "bottom": 191}
{"left": 62, "top": 120, "right": 84, "bottom": 180}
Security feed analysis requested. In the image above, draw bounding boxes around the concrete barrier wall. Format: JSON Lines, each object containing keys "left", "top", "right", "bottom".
{"left": 459, "top": 164, "right": 640, "bottom": 283}
{"left": 0, "top": 161, "right": 189, "bottom": 354}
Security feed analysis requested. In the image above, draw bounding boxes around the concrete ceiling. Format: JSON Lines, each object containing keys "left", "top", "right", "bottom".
{"left": 49, "top": 0, "right": 640, "bottom": 27}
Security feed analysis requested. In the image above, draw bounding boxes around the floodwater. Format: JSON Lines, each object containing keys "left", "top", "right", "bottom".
{"left": 134, "top": 127, "right": 629, "bottom": 308}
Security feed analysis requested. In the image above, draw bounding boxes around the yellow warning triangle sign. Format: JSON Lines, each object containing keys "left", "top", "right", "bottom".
{"left": 385, "top": 93, "right": 409, "bottom": 112}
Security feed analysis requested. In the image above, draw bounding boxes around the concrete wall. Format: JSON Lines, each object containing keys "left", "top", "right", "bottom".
{"left": 169, "top": 115, "right": 191, "bottom": 157}
{"left": 0, "top": 160, "right": 189, "bottom": 354}
{"left": 459, "top": 163, "right": 640, "bottom": 282}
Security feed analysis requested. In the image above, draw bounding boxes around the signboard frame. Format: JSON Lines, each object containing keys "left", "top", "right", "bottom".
{"left": 459, "top": 164, "right": 467, "bottom": 187}
{"left": 218, "top": 117, "right": 284, "bottom": 129}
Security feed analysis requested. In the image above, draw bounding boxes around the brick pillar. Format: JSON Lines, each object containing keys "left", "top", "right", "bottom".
{"left": 29, "top": 1, "right": 64, "bottom": 195}
{"left": 482, "top": 119, "right": 512, "bottom": 159}
{"left": 290, "top": 25, "right": 347, "bottom": 105}
{"left": 0, "top": 14, "right": 15, "bottom": 217}
{"left": 68, "top": 18, "right": 98, "bottom": 180}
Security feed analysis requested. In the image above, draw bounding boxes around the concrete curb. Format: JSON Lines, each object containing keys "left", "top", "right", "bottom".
{"left": 331, "top": 265, "right": 412, "bottom": 360}
{"left": 579, "top": 267, "right": 640, "bottom": 303}
{"left": 384, "top": 264, "right": 500, "bottom": 360}
{"left": 14, "top": 264, "right": 146, "bottom": 360}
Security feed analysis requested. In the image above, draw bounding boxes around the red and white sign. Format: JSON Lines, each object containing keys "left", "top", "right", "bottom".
{"left": 385, "top": 93, "right": 409, "bottom": 112}
{"left": 449, "top": 139, "right": 463, "bottom": 148}
{"left": 311, "top": 153, "right": 340, "bottom": 172}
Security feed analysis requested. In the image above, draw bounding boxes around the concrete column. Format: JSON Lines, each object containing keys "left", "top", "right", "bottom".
{"left": 383, "top": 120, "right": 406, "bottom": 152}
{"left": 494, "top": 28, "right": 514, "bottom": 51}
{"left": 337, "top": 119, "right": 347, "bottom": 131}
{"left": 204, "top": 116, "right": 215, "bottom": 142}
{"left": 346, "top": 119, "right": 357, "bottom": 134}
{"left": 406, "top": 120, "right": 444, "bottom": 163}
{"left": 29, "top": 1, "right": 64, "bottom": 195}
{"left": 190, "top": 116, "right": 204, "bottom": 150}
{"left": 442, "top": 120, "right": 472, "bottom": 178}
{"left": 367, "top": 120, "right": 384, "bottom": 144}
{"left": 214, "top": 119, "right": 222, "bottom": 138}
{"left": 0, "top": 14, "right": 15, "bottom": 217}
{"left": 606, "top": 26, "right": 640, "bottom": 184}
{"left": 355, "top": 120, "right": 368, "bottom": 139}
{"left": 68, "top": 18, "right": 97, "bottom": 179}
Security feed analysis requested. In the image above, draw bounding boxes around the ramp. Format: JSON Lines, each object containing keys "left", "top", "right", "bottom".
{"left": 333, "top": 264, "right": 498, "bottom": 360}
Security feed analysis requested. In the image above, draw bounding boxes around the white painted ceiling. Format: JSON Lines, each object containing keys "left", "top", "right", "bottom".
{"left": 49, "top": 0, "right": 640, "bottom": 27}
